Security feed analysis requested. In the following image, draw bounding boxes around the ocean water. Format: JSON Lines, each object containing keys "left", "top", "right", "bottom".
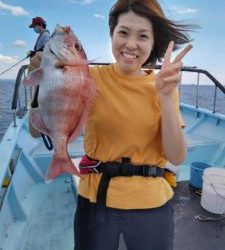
{"left": 0, "top": 79, "right": 225, "bottom": 141}
{"left": 0, "top": 79, "right": 16, "bottom": 140}
{"left": 180, "top": 84, "right": 225, "bottom": 114}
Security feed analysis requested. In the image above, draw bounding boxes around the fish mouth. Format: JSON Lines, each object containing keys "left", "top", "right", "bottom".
{"left": 55, "top": 59, "right": 88, "bottom": 68}
{"left": 49, "top": 48, "right": 58, "bottom": 58}
{"left": 47, "top": 42, "right": 62, "bottom": 61}
{"left": 49, "top": 45, "right": 74, "bottom": 64}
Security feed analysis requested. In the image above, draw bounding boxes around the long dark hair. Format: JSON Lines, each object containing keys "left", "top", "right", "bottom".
{"left": 109, "top": 0, "right": 195, "bottom": 66}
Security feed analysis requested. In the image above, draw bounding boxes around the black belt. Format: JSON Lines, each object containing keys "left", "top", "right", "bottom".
{"left": 94, "top": 157, "right": 165, "bottom": 222}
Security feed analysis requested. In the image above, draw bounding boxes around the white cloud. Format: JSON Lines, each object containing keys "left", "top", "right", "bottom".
{"left": 0, "top": 54, "right": 18, "bottom": 65}
{"left": 94, "top": 13, "right": 105, "bottom": 19}
{"left": 0, "top": 54, "right": 29, "bottom": 79}
{"left": 0, "top": 1, "right": 29, "bottom": 16}
{"left": 13, "top": 40, "right": 27, "bottom": 48}
{"left": 81, "top": 0, "right": 95, "bottom": 3}
{"left": 170, "top": 6, "right": 198, "bottom": 15}
{"left": 69, "top": 0, "right": 95, "bottom": 4}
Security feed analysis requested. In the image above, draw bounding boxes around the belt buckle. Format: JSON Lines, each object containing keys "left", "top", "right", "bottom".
{"left": 144, "top": 165, "right": 156, "bottom": 177}
{"left": 150, "top": 166, "right": 157, "bottom": 177}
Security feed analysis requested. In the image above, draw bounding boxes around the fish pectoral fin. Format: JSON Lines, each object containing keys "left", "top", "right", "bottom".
{"left": 45, "top": 156, "right": 80, "bottom": 182}
{"left": 29, "top": 108, "right": 50, "bottom": 136}
{"left": 23, "top": 67, "right": 43, "bottom": 86}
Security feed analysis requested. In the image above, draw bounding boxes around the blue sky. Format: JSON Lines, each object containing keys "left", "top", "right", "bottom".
{"left": 0, "top": 0, "right": 225, "bottom": 85}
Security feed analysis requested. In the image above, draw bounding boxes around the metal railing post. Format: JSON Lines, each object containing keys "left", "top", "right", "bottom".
{"left": 213, "top": 86, "right": 217, "bottom": 113}
{"left": 196, "top": 73, "right": 200, "bottom": 109}
{"left": 12, "top": 109, "right": 17, "bottom": 127}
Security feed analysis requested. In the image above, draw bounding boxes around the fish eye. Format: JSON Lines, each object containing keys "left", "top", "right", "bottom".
{"left": 75, "top": 42, "right": 82, "bottom": 51}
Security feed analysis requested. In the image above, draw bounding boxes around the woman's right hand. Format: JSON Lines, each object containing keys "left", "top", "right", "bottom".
{"left": 155, "top": 41, "right": 192, "bottom": 97}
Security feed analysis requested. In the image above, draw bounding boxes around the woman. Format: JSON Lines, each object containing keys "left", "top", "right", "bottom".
{"left": 75, "top": 0, "right": 193, "bottom": 249}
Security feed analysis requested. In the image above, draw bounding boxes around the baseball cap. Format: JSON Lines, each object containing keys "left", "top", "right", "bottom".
{"left": 29, "top": 17, "right": 46, "bottom": 28}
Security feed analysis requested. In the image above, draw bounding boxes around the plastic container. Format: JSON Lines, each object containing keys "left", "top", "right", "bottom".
{"left": 201, "top": 167, "right": 225, "bottom": 214}
{"left": 190, "top": 162, "right": 212, "bottom": 189}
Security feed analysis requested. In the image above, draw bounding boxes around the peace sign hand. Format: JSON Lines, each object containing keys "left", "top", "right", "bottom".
{"left": 156, "top": 41, "right": 192, "bottom": 96}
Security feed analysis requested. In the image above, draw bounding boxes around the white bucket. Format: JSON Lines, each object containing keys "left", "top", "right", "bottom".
{"left": 201, "top": 167, "right": 225, "bottom": 214}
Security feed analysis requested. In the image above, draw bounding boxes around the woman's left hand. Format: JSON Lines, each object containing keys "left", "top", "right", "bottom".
{"left": 156, "top": 41, "right": 192, "bottom": 96}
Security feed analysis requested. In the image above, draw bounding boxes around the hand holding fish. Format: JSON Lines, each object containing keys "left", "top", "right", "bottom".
{"left": 156, "top": 41, "right": 192, "bottom": 96}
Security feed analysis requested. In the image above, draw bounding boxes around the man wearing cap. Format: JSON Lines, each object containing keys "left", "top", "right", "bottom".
{"left": 27, "top": 16, "right": 50, "bottom": 72}
{"left": 27, "top": 16, "right": 51, "bottom": 138}
{"left": 29, "top": 16, "right": 50, "bottom": 55}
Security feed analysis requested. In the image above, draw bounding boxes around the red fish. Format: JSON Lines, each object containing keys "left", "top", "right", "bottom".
{"left": 24, "top": 25, "right": 96, "bottom": 181}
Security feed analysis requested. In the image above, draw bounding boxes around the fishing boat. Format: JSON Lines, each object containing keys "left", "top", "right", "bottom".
{"left": 0, "top": 64, "right": 225, "bottom": 250}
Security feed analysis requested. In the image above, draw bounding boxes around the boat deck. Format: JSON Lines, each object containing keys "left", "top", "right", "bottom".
{"left": 1, "top": 175, "right": 77, "bottom": 250}
{"left": 2, "top": 176, "right": 225, "bottom": 250}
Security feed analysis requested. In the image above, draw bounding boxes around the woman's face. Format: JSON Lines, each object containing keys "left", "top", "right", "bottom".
{"left": 112, "top": 11, "right": 154, "bottom": 77}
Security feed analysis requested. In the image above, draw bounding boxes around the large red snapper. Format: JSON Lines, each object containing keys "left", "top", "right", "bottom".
{"left": 24, "top": 25, "right": 96, "bottom": 181}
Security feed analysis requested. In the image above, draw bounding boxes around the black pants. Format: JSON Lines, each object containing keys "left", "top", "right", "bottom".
{"left": 74, "top": 195, "right": 174, "bottom": 250}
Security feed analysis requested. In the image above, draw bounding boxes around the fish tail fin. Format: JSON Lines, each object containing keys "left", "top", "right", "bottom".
{"left": 46, "top": 155, "right": 80, "bottom": 182}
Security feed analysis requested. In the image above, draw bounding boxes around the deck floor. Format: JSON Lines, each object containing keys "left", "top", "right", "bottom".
{"left": 2, "top": 176, "right": 77, "bottom": 250}
{"left": 173, "top": 181, "right": 225, "bottom": 250}
{"left": 3, "top": 179, "right": 225, "bottom": 250}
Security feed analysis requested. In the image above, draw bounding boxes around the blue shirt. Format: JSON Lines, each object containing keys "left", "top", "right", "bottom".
{"left": 34, "top": 30, "right": 50, "bottom": 51}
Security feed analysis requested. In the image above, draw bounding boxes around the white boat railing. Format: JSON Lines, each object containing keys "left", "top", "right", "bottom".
{"left": 11, "top": 65, "right": 32, "bottom": 127}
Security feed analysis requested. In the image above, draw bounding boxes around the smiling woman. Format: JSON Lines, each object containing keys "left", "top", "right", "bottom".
{"left": 74, "top": 1, "right": 195, "bottom": 250}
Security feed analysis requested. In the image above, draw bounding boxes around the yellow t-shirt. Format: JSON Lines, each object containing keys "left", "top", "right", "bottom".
{"left": 78, "top": 63, "right": 183, "bottom": 209}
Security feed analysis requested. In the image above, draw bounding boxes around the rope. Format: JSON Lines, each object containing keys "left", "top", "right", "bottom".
{"left": 195, "top": 214, "right": 225, "bottom": 222}
{"left": 40, "top": 133, "right": 53, "bottom": 151}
